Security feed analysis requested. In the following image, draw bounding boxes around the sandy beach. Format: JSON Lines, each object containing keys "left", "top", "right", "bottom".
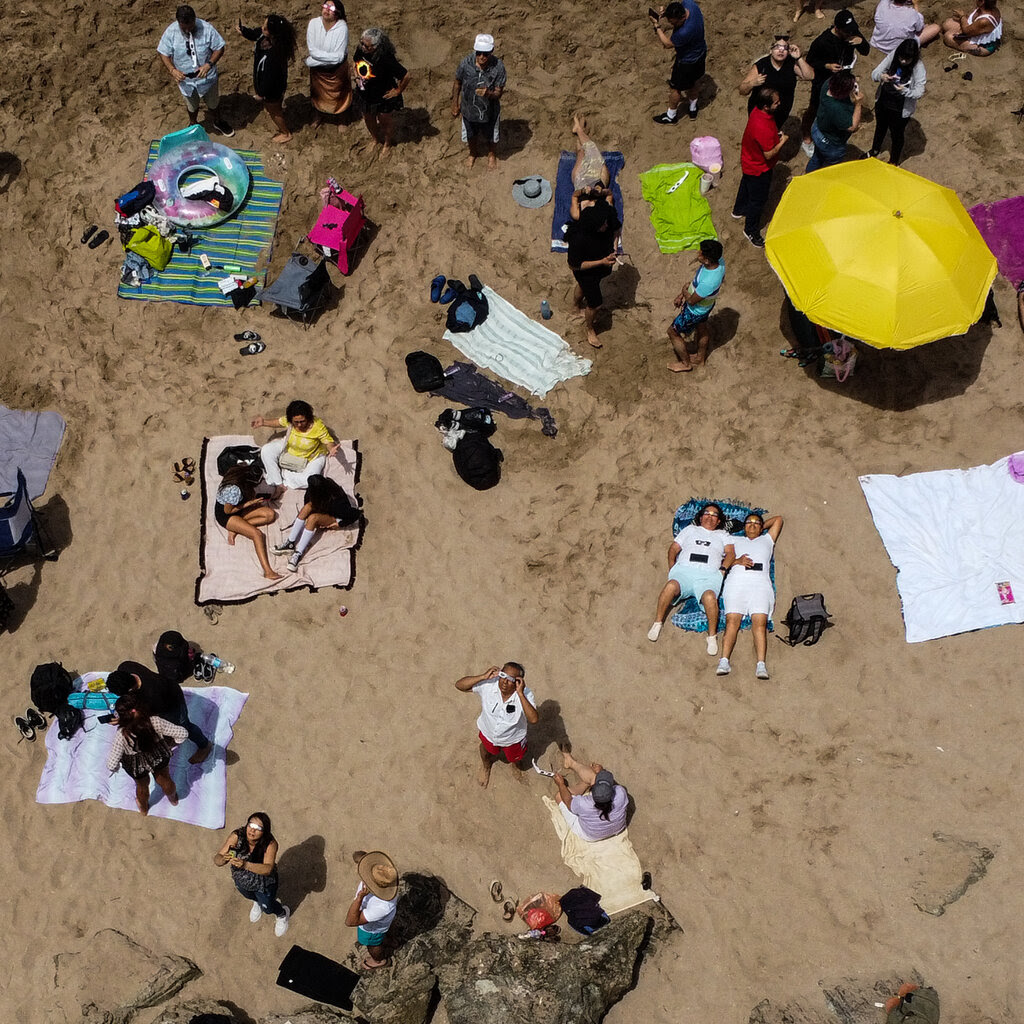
{"left": 3, "top": 0, "right": 1024, "bottom": 1020}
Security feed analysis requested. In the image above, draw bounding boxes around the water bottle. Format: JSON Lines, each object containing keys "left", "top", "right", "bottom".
{"left": 206, "top": 654, "right": 236, "bottom": 674}
{"left": 540, "top": 299, "right": 552, "bottom": 320}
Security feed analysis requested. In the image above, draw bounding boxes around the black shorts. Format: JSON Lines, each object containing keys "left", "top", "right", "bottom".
{"left": 358, "top": 92, "right": 404, "bottom": 116}
{"left": 463, "top": 117, "right": 497, "bottom": 141}
{"left": 669, "top": 55, "right": 706, "bottom": 92}
{"left": 214, "top": 504, "right": 232, "bottom": 529}
{"left": 572, "top": 266, "right": 612, "bottom": 309}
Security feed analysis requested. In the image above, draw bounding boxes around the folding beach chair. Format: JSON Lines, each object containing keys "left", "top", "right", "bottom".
{"left": 0, "top": 469, "right": 58, "bottom": 569}
{"left": 259, "top": 246, "right": 332, "bottom": 329}
{"left": 307, "top": 182, "right": 367, "bottom": 276}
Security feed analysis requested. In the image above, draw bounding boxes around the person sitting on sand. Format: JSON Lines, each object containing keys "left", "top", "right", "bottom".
{"left": 237, "top": 13, "right": 297, "bottom": 144}
{"left": 565, "top": 189, "right": 622, "bottom": 349}
{"left": 717, "top": 513, "right": 784, "bottom": 680}
{"left": 274, "top": 473, "right": 362, "bottom": 572}
{"left": 346, "top": 850, "right": 399, "bottom": 970}
{"left": 455, "top": 662, "right": 539, "bottom": 788}
{"left": 307, "top": 0, "right": 352, "bottom": 131}
{"left": 215, "top": 465, "right": 282, "bottom": 580}
{"left": 105, "top": 690, "right": 186, "bottom": 815}
{"left": 665, "top": 238, "right": 725, "bottom": 372}
{"left": 450, "top": 33, "right": 506, "bottom": 170}
{"left": 941, "top": 0, "right": 1003, "bottom": 55}
{"left": 251, "top": 399, "right": 341, "bottom": 488}
{"left": 553, "top": 751, "right": 629, "bottom": 841}
{"left": 648, "top": 503, "right": 728, "bottom": 652}
{"left": 352, "top": 27, "right": 410, "bottom": 158}
{"left": 870, "top": 0, "right": 941, "bottom": 53}
{"left": 214, "top": 811, "right": 291, "bottom": 936}
{"left": 570, "top": 112, "right": 610, "bottom": 190}
{"left": 794, "top": 0, "right": 824, "bottom": 22}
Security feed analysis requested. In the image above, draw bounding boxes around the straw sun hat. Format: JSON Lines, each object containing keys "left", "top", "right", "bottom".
{"left": 357, "top": 851, "right": 399, "bottom": 900}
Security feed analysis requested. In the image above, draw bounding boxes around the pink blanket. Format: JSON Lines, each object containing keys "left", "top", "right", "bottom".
{"left": 195, "top": 434, "right": 361, "bottom": 605}
{"left": 968, "top": 196, "right": 1024, "bottom": 286}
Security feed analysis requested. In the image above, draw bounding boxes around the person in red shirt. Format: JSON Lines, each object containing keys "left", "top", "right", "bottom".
{"left": 731, "top": 87, "right": 788, "bottom": 248}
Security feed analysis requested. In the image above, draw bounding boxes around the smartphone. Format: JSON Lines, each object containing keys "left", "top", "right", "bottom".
{"left": 648, "top": 7, "right": 660, "bottom": 19}
{"left": 98, "top": 713, "right": 115, "bottom": 724}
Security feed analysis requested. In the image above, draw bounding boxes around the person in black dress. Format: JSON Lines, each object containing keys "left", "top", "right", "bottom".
{"left": 237, "top": 13, "right": 297, "bottom": 143}
{"left": 565, "top": 188, "right": 622, "bottom": 350}
{"left": 352, "top": 27, "right": 411, "bottom": 157}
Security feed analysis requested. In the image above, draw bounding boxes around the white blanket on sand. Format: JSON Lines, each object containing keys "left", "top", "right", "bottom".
{"left": 36, "top": 676, "right": 247, "bottom": 829}
{"left": 443, "top": 286, "right": 591, "bottom": 398}
{"left": 860, "top": 453, "right": 1024, "bottom": 642}
{"left": 542, "top": 796, "right": 659, "bottom": 915}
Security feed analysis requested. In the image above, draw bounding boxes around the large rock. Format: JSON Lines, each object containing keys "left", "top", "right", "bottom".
{"left": 50, "top": 929, "right": 200, "bottom": 1024}
{"left": 438, "top": 909, "right": 654, "bottom": 1024}
{"left": 748, "top": 972, "right": 927, "bottom": 1024}
{"left": 910, "top": 832, "right": 994, "bottom": 916}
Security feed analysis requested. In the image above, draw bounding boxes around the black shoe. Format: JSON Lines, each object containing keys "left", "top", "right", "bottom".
{"left": 744, "top": 230, "right": 766, "bottom": 249}
{"left": 25, "top": 708, "right": 46, "bottom": 731}
{"left": 687, "top": 105, "right": 698, "bottom": 120}
{"left": 652, "top": 112, "right": 679, "bottom": 125}
{"left": 730, "top": 212, "right": 744, "bottom": 220}
{"left": 212, "top": 118, "right": 235, "bottom": 138}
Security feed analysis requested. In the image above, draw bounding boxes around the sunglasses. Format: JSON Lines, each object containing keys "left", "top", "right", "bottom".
{"left": 774, "top": 34, "right": 790, "bottom": 42}
{"left": 246, "top": 822, "right": 264, "bottom": 831}
{"left": 496, "top": 671, "right": 520, "bottom": 682}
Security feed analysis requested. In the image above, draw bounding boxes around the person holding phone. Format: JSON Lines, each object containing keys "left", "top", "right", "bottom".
{"left": 806, "top": 70, "right": 863, "bottom": 170}
{"left": 455, "top": 662, "right": 539, "bottom": 788}
{"left": 214, "top": 812, "right": 290, "bottom": 936}
{"left": 732, "top": 88, "right": 788, "bottom": 248}
{"left": 868, "top": 37, "right": 926, "bottom": 164}
{"left": 650, "top": 1, "right": 707, "bottom": 124}
{"left": 738, "top": 34, "right": 812, "bottom": 129}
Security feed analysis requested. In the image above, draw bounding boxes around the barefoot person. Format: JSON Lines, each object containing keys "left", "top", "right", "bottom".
{"left": 553, "top": 752, "right": 629, "bottom": 841}
{"left": 352, "top": 27, "right": 410, "bottom": 158}
{"left": 306, "top": 0, "right": 352, "bottom": 130}
{"left": 565, "top": 188, "right": 622, "bottom": 349}
{"left": 648, "top": 503, "right": 728, "bottom": 652}
{"left": 665, "top": 239, "right": 724, "bottom": 371}
{"left": 941, "top": 0, "right": 1003, "bottom": 55}
{"left": 455, "top": 662, "right": 538, "bottom": 788}
{"left": 237, "top": 13, "right": 297, "bottom": 144}
{"left": 214, "top": 811, "right": 291, "bottom": 937}
{"left": 346, "top": 850, "right": 399, "bottom": 969}
{"left": 794, "top": 0, "right": 824, "bottom": 22}
{"left": 450, "top": 33, "right": 506, "bottom": 170}
{"left": 718, "top": 513, "right": 784, "bottom": 680}
{"left": 570, "top": 112, "right": 610, "bottom": 190}
{"left": 215, "top": 465, "right": 282, "bottom": 581}
{"left": 105, "top": 691, "right": 186, "bottom": 815}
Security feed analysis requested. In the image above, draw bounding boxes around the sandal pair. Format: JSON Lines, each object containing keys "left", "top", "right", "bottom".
{"left": 173, "top": 458, "right": 196, "bottom": 484}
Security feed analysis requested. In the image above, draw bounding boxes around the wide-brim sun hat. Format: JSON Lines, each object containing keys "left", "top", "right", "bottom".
{"left": 512, "top": 175, "right": 552, "bottom": 208}
{"left": 357, "top": 850, "right": 399, "bottom": 900}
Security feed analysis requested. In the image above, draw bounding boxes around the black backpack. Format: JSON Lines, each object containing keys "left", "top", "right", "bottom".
{"left": 30, "top": 662, "right": 74, "bottom": 713}
{"left": 405, "top": 351, "right": 446, "bottom": 393}
{"left": 886, "top": 986, "right": 939, "bottom": 1024}
{"left": 56, "top": 704, "right": 83, "bottom": 741}
{"left": 779, "top": 593, "right": 832, "bottom": 647}
{"left": 115, "top": 180, "right": 156, "bottom": 217}
{"left": 453, "top": 433, "right": 503, "bottom": 490}
{"left": 216, "top": 445, "right": 264, "bottom": 484}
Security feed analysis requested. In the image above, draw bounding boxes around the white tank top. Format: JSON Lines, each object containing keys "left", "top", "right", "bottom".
{"left": 967, "top": 7, "right": 1002, "bottom": 45}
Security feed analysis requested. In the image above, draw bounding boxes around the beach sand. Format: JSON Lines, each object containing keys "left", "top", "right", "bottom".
{"left": 3, "top": 1, "right": 1024, "bottom": 1020}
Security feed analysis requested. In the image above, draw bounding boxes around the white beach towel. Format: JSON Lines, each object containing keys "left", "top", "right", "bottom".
{"left": 542, "top": 796, "right": 659, "bottom": 915}
{"left": 36, "top": 678, "right": 247, "bottom": 829}
{"left": 443, "top": 286, "right": 591, "bottom": 398}
{"left": 860, "top": 454, "right": 1024, "bottom": 642}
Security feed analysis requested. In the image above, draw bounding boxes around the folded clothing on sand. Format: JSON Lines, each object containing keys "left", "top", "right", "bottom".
{"left": 860, "top": 453, "right": 1024, "bottom": 642}
{"left": 551, "top": 150, "right": 625, "bottom": 252}
{"left": 196, "top": 434, "right": 362, "bottom": 606}
{"left": 639, "top": 162, "right": 717, "bottom": 254}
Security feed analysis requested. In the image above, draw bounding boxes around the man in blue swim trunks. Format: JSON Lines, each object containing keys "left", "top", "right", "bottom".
{"left": 666, "top": 238, "right": 724, "bottom": 372}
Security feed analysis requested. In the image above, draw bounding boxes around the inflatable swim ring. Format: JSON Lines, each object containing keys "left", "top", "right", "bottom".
{"left": 148, "top": 141, "right": 252, "bottom": 228}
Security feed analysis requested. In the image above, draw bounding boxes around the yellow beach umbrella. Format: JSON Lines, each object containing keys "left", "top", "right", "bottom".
{"left": 764, "top": 161, "right": 997, "bottom": 350}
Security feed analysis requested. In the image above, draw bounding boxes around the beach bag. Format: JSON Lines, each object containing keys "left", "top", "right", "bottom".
{"left": 67, "top": 691, "right": 118, "bottom": 711}
{"left": 885, "top": 986, "right": 939, "bottom": 1024}
{"left": 115, "top": 180, "right": 156, "bottom": 217}
{"left": 405, "top": 351, "right": 445, "bottom": 393}
{"left": 125, "top": 225, "right": 174, "bottom": 272}
{"left": 56, "top": 704, "right": 83, "bottom": 741}
{"left": 216, "top": 445, "right": 264, "bottom": 484}
{"left": 779, "top": 593, "right": 832, "bottom": 647}
{"left": 452, "top": 433, "right": 503, "bottom": 490}
{"left": 30, "top": 662, "right": 74, "bottom": 713}
{"left": 689, "top": 136, "right": 723, "bottom": 172}
{"left": 154, "top": 630, "right": 197, "bottom": 684}
{"left": 517, "top": 892, "right": 563, "bottom": 930}
{"left": 445, "top": 281, "right": 489, "bottom": 334}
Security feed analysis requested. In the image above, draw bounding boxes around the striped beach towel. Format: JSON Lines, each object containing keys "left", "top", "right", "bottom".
{"left": 639, "top": 162, "right": 717, "bottom": 254}
{"left": 442, "top": 286, "right": 591, "bottom": 398}
{"left": 117, "top": 144, "right": 284, "bottom": 307}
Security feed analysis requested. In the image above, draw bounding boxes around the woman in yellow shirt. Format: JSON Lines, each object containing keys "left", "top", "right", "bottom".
{"left": 251, "top": 399, "right": 341, "bottom": 487}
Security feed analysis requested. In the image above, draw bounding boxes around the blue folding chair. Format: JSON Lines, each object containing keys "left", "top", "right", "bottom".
{"left": 0, "top": 469, "right": 58, "bottom": 567}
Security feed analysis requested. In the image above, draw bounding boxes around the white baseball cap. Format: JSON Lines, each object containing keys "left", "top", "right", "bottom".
{"left": 474, "top": 33, "right": 494, "bottom": 52}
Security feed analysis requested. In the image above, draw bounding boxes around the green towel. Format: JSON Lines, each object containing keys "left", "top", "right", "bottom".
{"left": 639, "top": 162, "right": 717, "bottom": 254}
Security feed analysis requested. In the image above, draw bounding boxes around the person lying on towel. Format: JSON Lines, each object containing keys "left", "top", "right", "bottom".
{"left": 553, "top": 750, "right": 629, "bottom": 841}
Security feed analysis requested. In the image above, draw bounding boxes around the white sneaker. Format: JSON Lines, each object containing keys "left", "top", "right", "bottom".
{"left": 647, "top": 622, "right": 662, "bottom": 642}
{"left": 250, "top": 901, "right": 263, "bottom": 923}
{"left": 755, "top": 662, "right": 770, "bottom": 680}
{"left": 716, "top": 658, "right": 731, "bottom": 676}
{"left": 801, "top": 140, "right": 814, "bottom": 158}
{"left": 275, "top": 905, "right": 291, "bottom": 937}
{"left": 706, "top": 634, "right": 718, "bottom": 656}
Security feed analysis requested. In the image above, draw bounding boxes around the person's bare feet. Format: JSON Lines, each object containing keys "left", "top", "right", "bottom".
{"left": 668, "top": 360, "right": 693, "bottom": 372}
{"left": 478, "top": 762, "right": 492, "bottom": 788}
{"left": 227, "top": 534, "right": 236, "bottom": 546}
{"left": 586, "top": 332, "right": 603, "bottom": 349}
{"left": 264, "top": 570, "right": 284, "bottom": 581}
{"left": 136, "top": 795, "right": 149, "bottom": 815}
{"left": 380, "top": 143, "right": 392, "bottom": 161}
{"left": 466, "top": 153, "right": 476, "bottom": 168}
{"left": 168, "top": 791, "right": 179, "bottom": 806}
{"left": 572, "top": 111, "right": 586, "bottom": 136}
{"left": 272, "top": 133, "right": 293, "bottom": 144}
{"left": 487, "top": 152, "right": 497, "bottom": 170}
{"left": 815, "top": 7, "right": 824, "bottom": 16}
{"left": 189, "top": 742, "right": 214, "bottom": 765}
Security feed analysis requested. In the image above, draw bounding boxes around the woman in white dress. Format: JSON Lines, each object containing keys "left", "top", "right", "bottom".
{"left": 717, "top": 513, "right": 784, "bottom": 680}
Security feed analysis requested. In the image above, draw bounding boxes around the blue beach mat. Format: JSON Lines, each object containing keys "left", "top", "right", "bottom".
{"left": 670, "top": 497, "right": 774, "bottom": 634}
{"left": 550, "top": 150, "right": 625, "bottom": 252}
{"left": 117, "top": 144, "right": 284, "bottom": 307}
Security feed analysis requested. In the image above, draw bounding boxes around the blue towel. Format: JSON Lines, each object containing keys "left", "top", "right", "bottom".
{"left": 550, "top": 151, "right": 625, "bottom": 252}
{"left": 669, "top": 497, "right": 775, "bottom": 634}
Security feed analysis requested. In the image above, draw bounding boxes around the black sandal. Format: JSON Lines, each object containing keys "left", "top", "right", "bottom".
{"left": 88, "top": 229, "right": 110, "bottom": 249}
{"left": 81, "top": 225, "right": 97, "bottom": 244}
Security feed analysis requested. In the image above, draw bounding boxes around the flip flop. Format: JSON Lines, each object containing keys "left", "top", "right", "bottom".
{"left": 489, "top": 880, "right": 503, "bottom": 902}
{"left": 181, "top": 457, "right": 196, "bottom": 475}
{"left": 361, "top": 957, "right": 392, "bottom": 970}
{"left": 429, "top": 274, "right": 446, "bottom": 302}
{"left": 502, "top": 900, "right": 517, "bottom": 922}
{"left": 234, "top": 331, "right": 261, "bottom": 342}
{"left": 780, "top": 348, "right": 801, "bottom": 358}
{"left": 439, "top": 280, "right": 464, "bottom": 304}
{"left": 81, "top": 225, "right": 97, "bottom": 244}
{"left": 88, "top": 230, "right": 109, "bottom": 249}
{"left": 240, "top": 341, "right": 266, "bottom": 355}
